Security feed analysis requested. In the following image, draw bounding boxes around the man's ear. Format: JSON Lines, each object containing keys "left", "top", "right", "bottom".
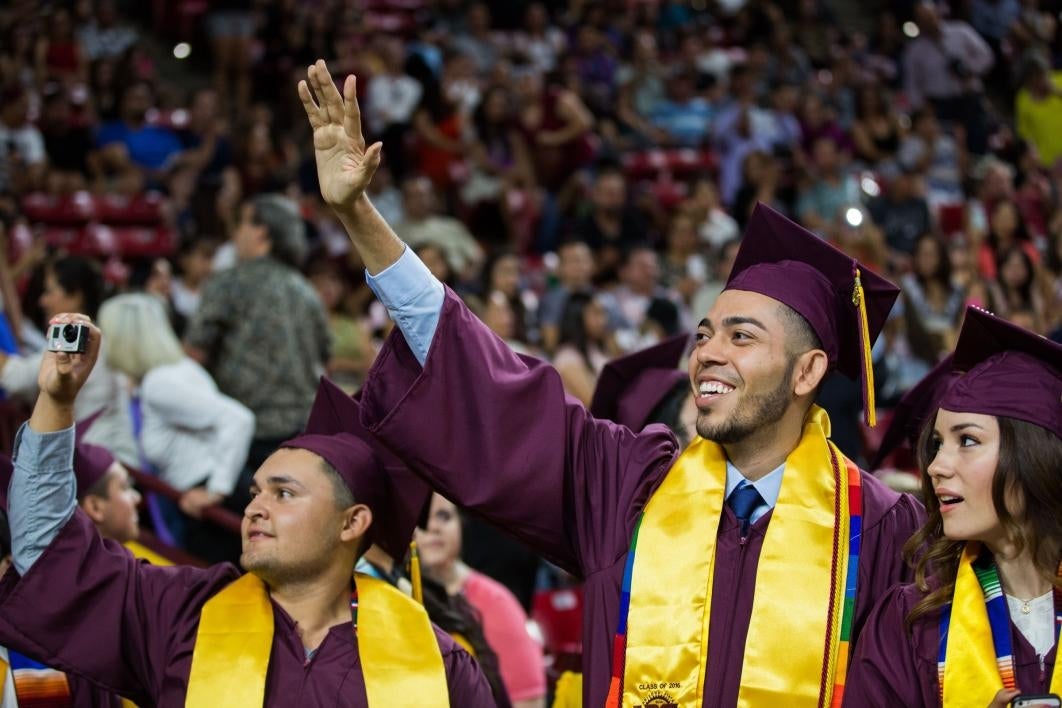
{"left": 792, "top": 348, "right": 829, "bottom": 398}
{"left": 79, "top": 495, "right": 106, "bottom": 525}
{"left": 339, "top": 503, "right": 373, "bottom": 545}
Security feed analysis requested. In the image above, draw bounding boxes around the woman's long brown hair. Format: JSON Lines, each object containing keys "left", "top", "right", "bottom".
{"left": 904, "top": 415, "right": 1062, "bottom": 629}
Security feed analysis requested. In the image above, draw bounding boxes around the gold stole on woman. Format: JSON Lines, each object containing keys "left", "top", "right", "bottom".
{"left": 185, "top": 573, "right": 449, "bottom": 706}
{"left": 621, "top": 405, "right": 850, "bottom": 707}
{"left": 941, "top": 543, "right": 1062, "bottom": 706}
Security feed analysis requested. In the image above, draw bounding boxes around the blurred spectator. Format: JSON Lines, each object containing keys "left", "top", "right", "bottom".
{"left": 868, "top": 168, "right": 931, "bottom": 261}
{"left": 649, "top": 70, "right": 714, "bottom": 148}
{"left": 713, "top": 68, "right": 775, "bottom": 206}
{"left": 412, "top": 56, "right": 470, "bottom": 194}
{"left": 452, "top": 3, "right": 501, "bottom": 74}
{"left": 511, "top": 3, "right": 566, "bottom": 73}
{"left": 902, "top": 2, "right": 993, "bottom": 154}
{"left": 174, "top": 88, "right": 233, "bottom": 189}
{"left": 796, "top": 135, "right": 860, "bottom": 234}
{"left": 237, "top": 120, "right": 296, "bottom": 196}
{"left": 1008, "top": 0, "right": 1058, "bottom": 63}
{"left": 417, "top": 494, "right": 546, "bottom": 708}
{"left": 659, "top": 211, "right": 709, "bottom": 308}
{"left": 395, "top": 176, "right": 484, "bottom": 280}
{"left": 1044, "top": 226, "right": 1062, "bottom": 337}
{"left": 731, "top": 149, "right": 783, "bottom": 226}
{"left": 0, "top": 84, "right": 47, "bottom": 195}
{"left": 615, "top": 30, "right": 668, "bottom": 147}
{"left": 898, "top": 108, "right": 965, "bottom": 209}
{"left": 78, "top": 0, "right": 138, "bottom": 62}
{"left": 1015, "top": 53, "right": 1062, "bottom": 170}
{"left": 765, "top": 22, "right": 813, "bottom": 88}
{"left": 365, "top": 38, "right": 422, "bottom": 183}
{"left": 35, "top": 7, "right": 86, "bottom": 87}
{"left": 463, "top": 85, "right": 537, "bottom": 246}
{"left": 851, "top": 83, "right": 903, "bottom": 167}
{"left": 901, "top": 233, "right": 965, "bottom": 364}
{"left": 979, "top": 198, "right": 1041, "bottom": 279}
{"left": 514, "top": 67, "right": 595, "bottom": 193}
{"left": 538, "top": 239, "right": 622, "bottom": 352}
{"left": 571, "top": 165, "right": 650, "bottom": 278}
{"left": 569, "top": 24, "right": 618, "bottom": 116}
{"left": 170, "top": 237, "right": 218, "bottom": 326}
{"left": 993, "top": 244, "right": 1047, "bottom": 330}
{"left": 98, "top": 293, "right": 254, "bottom": 522}
{"left": 39, "top": 87, "right": 93, "bottom": 194}
{"left": 553, "top": 292, "right": 614, "bottom": 405}
{"left": 611, "top": 245, "right": 678, "bottom": 332}
{"left": 481, "top": 250, "right": 532, "bottom": 345}
{"left": 185, "top": 194, "right": 330, "bottom": 475}
{"left": 94, "top": 80, "right": 182, "bottom": 192}
{"left": 0, "top": 256, "right": 136, "bottom": 464}
{"left": 306, "top": 257, "right": 375, "bottom": 393}
{"left": 207, "top": 0, "right": 255, "bottom": 115}
{"left": 685, "top": 177, "right": 740, "bottom": 250}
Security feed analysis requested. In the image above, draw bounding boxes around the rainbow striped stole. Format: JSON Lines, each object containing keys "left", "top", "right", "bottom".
{"left": 830, "top": 456, "right": 864, "bottom": 707}
{"left": 938, "top": 546, "right": 1062, "bottom": 705}
{"left": 7, "top": 650, "right": 72, "bottom": 707}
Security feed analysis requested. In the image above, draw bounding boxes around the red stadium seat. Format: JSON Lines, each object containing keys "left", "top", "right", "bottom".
{"left": 96, "top": 192, "right": 165, "bottom": 225}
{"left": 22, "top": 192, "right": 97, "bottom": 225}
{"left": 936, "top": 202, "right": 965, "bottom": 237}
{"left": 531, "top": 586, "right": 584, "bottom": 657}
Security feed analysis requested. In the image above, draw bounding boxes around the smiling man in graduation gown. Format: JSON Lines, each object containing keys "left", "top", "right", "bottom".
{"left": 297, "top": 59, "right": 925, "bottom": 707}
{"left": 0, "top": 314, "right": 495, "bottom": 707}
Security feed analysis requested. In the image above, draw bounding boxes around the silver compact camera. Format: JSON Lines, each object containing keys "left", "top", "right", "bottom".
{"left": 46, "top": 323, "right": 89, "bottom": 354}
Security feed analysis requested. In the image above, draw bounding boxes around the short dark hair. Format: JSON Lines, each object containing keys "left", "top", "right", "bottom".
{"left": 84, "top": 472, "right": 112, "bottom": 500}
{"left": 776, "top": 303, "right": 822, "bottom": 358}
{"left": 50, "top": 256, "right": 105, "bottom": 319}
{"left": 250, "top": 194, "right": 307, "bottom": 268}
{"left": 319, "top": 458, "right": 355, "bottom": 510}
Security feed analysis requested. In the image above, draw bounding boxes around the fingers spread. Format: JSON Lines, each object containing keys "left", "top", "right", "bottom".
{"left": 315, "top": 59, "right": 346, "bottom": 126}
{"left": 342, "top": 74, "right": 366, "bottom": 151}
{"left": 297, "top": 80, "right": 324, "bottom": 128}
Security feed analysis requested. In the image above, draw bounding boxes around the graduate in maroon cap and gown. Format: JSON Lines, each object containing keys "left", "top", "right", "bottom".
{"left": 845, "top": 308, "right": 1062, "bottom": 707}
{"left": 0, "top": 314, "right": 496, "bottom": 708}
{"left": 0, "top": 430, "right": 139, "bottom": 707}
{"left": 295, "top": 56, "right": 925, "bottom": 707}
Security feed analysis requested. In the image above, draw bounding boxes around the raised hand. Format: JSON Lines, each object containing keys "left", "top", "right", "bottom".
{"left": 298, "top": 59, "right": 382, "bottom": 210}
{"left": 38, "top": 313, "right": 101, "bottom": 407}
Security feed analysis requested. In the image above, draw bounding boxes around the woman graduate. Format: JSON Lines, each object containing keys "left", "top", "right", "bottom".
{"left": 845, "top": 307, "right": 1061, "bottom": 707}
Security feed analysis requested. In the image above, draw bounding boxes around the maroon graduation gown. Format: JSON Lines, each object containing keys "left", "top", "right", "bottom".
{"left": 0, "top": 511, "right": 496, "bottom": 707}
{"left": 359, "top": 289, "right": 927, "bottom": 707}
{"left": 845, "top": 582, "right": 1058, "bottom": 707}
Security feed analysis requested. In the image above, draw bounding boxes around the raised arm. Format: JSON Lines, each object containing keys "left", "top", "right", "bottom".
{"left": 298, "top": 60, "right": 403, "bottom": 275}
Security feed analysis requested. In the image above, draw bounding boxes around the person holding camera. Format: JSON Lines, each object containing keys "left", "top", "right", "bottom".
{"left": 845, "top": 308, "right": 1061, "bottom": 707}
{"left": 902, "top": 2, "right": 995, "bottom": 155}
{"left": 0, "top": 313, "right": 495, "bottom": 705}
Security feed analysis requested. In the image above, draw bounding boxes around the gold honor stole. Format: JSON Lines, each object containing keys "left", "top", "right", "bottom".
{"left": 186, "top": 572, "right": 449, "bottom": 706}
{"left": 940, "top": 544, "right": 1062, "bottom": 706}
{"left": 619, "top": 406, "right": 853, "bottom": 707}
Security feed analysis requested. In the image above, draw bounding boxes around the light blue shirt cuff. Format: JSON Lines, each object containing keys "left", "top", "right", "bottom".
{"left": 10, "top": 422, "right": 77, "bottom": 575}
{"left": 365, "top": 246, "right": 445, "bottom": 366}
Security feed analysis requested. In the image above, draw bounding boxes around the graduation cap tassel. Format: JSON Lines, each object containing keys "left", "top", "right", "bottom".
{"left": 853, "top": 268, "right": 877, "bottom": 427}
{"left": 409, "top": 541, "right": 424, "bottom": 605}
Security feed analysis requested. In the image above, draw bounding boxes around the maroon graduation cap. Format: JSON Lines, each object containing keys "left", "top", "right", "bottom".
{"left": 74, "top": 410, "right": 116, "bottom": 499}
{"left": 725, "top": 203, "right": 900, "bottom": 425}
{"left": 281, "top": 377, "right": 433, "bottom": 562}
{"left": 869, "top": 355, "right": 959, "bottom": 470}
{"left": 589, "top": 334, "right": 691, "bottom": 431}
{"left": 939, "top": 307, "right": 1061, "bottom": 437}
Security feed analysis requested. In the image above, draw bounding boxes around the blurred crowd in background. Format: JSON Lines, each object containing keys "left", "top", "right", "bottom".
{"left": 0, "top": 0, "right": 1060, "bottom": 701}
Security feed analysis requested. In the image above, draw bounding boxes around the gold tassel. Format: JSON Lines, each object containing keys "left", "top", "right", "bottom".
{"left": 852, "top": 268, "right": 877, "bottom": 427}
{"left": 409, "top": 540, "right": 424, "bottom": 605}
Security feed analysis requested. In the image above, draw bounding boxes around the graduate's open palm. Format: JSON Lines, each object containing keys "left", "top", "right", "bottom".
{"left": 298, "top": 59, "right": 382, "bottom": 209}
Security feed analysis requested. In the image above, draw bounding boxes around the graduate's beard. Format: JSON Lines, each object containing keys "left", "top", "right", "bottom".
{"left": 695, "top": 358, "right": 794, "bottom": 444}
{"left": 241, "top": 541, "right": 338, "bottom": 589}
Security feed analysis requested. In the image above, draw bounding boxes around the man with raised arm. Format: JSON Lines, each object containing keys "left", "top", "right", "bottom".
{"left": 0, "top": 312, "right": 494, "bottom": 706}
{"left": 300, "top": 59, "right": 924, "bottom": 707}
